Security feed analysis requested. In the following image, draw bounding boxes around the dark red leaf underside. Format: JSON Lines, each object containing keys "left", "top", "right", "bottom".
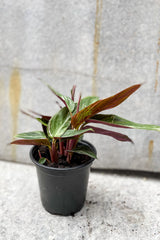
{"left": 21, "top": 109, "right": 51, "bottom": 121}
{"left": 82, "top": 126, "right": 133, "bottom": 143}
{"left": 10, "top": 139, "right": 50, "bottom": 146}
{"left": 28, "top": 110, "right": 51, "bottom": 121}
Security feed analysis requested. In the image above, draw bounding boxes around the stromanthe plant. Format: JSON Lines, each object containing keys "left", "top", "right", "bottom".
{"left": 11, "top": 83, "right": 160, "bottom": 166}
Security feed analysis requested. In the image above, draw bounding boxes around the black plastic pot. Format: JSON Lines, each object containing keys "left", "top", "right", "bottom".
{"left": 30, "top": 140, "right": 96, "bottom": 216}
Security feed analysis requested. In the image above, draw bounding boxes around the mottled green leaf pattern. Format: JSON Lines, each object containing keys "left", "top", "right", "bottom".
{"left": 68, "top": 144, "right": 97, "bottom": 159}
{"left": 47, "top": 107, "right": 71, "bottom": 138}
{"left": 15, "top": 131, "right": 46, "bottom": 139}
{"left": 61, "top": 128, "right": 94, "bottom": 138}
{"left": 39, "top": 157, "right": 47, "bottom": 164}
{"left": 91, "top": 114, "right": 160, "bottom": 131}
{"left": 79, "top": 96, "right": 99, "bottom": 110}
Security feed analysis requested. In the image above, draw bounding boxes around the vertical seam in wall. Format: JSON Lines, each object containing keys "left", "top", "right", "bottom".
{"left": 148, "top": 140, "right": 154, "bottom": 167}
{"left": 9, "top": 68, "right": 21, "bottom": 160}
{"left": 92, "top": 0, "right": 103, "bottom": 96}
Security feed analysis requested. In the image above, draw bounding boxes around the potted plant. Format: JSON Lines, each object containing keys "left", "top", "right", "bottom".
{"left": 11, "top": 83, "right": 160, "bottom": 216}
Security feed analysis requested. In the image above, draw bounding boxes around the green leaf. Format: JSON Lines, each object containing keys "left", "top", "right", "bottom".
{"left": 39, "top": 157, "right": 47, "bottom": 164}
{"left": 36, "top": 118, "right": 48, "bottom": 126}
{"left": 79, "top": 96, "right": 99, "bottom": 111}
{"left": 71, "top": 96, "right": 99, "bottom": 116}
{"left": 36, "top": 117, "right": 51, "bottom": 139}
{"left": 90, "top": 114, "right": 160, "bottom": 131}
{"left": 61, "top": 128, "right": 94, "bottom": 138}
{"left": 15, "top": 131, "right": 46, "bottom": 139}
{"left": 68, "top": 144, "right": 97, "bottom": 159}
{"left": 71, "top": 84, "right": 141, "bottom": 129}
{"left": 48, "top": 85, "right": 75, "bottom": 112}
{"left": 47, "top": 107, "right": 71, "bottom": 138}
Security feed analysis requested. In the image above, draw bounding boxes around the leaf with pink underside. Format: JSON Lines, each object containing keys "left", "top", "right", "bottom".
{"left": 82, "top": 126, "right": 133, "bottom": 143}
{"left": 71, "top": 84, "right": 141, "bottom": 129}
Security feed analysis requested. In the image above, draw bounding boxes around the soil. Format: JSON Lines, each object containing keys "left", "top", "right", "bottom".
{"left": 35, "top": 145, "right": 91, "bottom": 168}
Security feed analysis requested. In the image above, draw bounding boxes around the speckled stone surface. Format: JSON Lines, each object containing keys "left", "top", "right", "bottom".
{"left": 0, "top": 161, "right": 160, "bottom": 240}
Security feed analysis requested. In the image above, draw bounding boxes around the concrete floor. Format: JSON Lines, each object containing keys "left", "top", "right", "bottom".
{"left": 0, "top": 161, "right": 160, "bottom": 240}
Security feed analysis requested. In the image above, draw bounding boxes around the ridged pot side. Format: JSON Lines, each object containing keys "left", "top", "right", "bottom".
{"left": 30, "top": 140, "right": 96, "bottom": 216}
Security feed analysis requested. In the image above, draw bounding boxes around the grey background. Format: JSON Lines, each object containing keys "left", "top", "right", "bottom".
{"left": 1, "top": 0, "right": 160, "bottom": 171}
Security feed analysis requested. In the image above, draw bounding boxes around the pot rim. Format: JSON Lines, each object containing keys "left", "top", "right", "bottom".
{"left": 30, "top": 140, "right": 96, "bottom": 172}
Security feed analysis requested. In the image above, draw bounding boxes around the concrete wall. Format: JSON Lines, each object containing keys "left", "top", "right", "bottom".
{"left": 1, "top": 0, "right": 160, "bottom": 171}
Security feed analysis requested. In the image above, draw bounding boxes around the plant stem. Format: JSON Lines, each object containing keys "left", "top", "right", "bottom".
{"left": 49, "top": 140, "right": 58, "bottom": 163}
{"left": 71, "top": 85, "right": 76, "bottom": 101}
{"left": 59, "top": 139, "right": 64, "bottom": 155}
{"left": 38, "top": 150, "right": 42, "bottom": 159}
{"left": 76, "top": 93, "right": 81, "bottom": 113}
{"left": 65, "top": 139, "right": 69, "bottom": 156}
{"left": 46, "top": 158, "right": 51, "bottom": 164}
{"left": 66, "top": 140, "right": 72, "bottom": 164}
{"left": 66, "top": 138, "right": 78, "bottom": 164}
{"left": 49, "top": 149, "right": 54, "bottom": 163}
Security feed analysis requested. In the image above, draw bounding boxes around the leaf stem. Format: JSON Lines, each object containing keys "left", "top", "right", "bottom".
{"left": 38, "top": 150, "right": 42, "bottom": 159}
{"left": 71, "top": 85, "right": 76, "bottom": 101}
{"left": 49, "top": 140, "right": 58, "bottom": 163}
{"left": 59, "top": 138, "right": 64, "bottom": 155}
{"left": 76, "top": 93, "right": 81, "bottom": 113}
